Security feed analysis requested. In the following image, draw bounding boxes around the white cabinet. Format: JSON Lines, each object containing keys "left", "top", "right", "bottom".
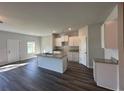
{"left": 101, "top": 5, "right": 118, "bottom": 49}
{"left": 68, "top": 52, "right": 79, "bottom": 62}
{"left": 64, "top": 35, "right": 68, "bottom": 42}
{"left": 73, "top": 52, "right": 79, "bottom": 62}
{"left": 68, "top": 37, "right": 73, "bottom": 46}
{"left": 101, "top": 20, "right": 118, "bottom": 49}
{"left": 61, "top": 35, "right": 68, "bottom": 42}
{"left": 55, "top": 35, "right": 68, "bottom": 46}
{"left": 69, "top": 36, "right": 79, "bottom": 46}
{"left": 105, "top": 20, "right": 118, "bottom": 48}
{"left": 55, "top": 38, "right": 62, "bottom": 46}
{"left": 93, "top": 60, "right": 119, "bottom": 90}
{"left": 73, "top": 37, "right": 79, "bottom": 46}
{"left": 67, "top": 52, "right": 73, "bottom": 61}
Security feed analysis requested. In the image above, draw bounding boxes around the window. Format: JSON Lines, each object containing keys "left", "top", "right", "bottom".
{"left": 27, "top": 42, "right": 35, "bottom": 54}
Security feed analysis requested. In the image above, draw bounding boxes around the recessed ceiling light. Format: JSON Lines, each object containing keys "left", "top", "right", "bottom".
{"left": 68, "top": 27, "right": 72, "bottom": 31}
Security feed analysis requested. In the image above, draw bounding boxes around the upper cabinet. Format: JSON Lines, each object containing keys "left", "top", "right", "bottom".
{"left": 53, "top": 31, "right": 79, "bottom": 47}
{"left": 55, "top": 37, "right": 62, "bottom": 46}
{"left": 101, "top": 5, "right": 118, "bottom": 49}
{"left": 55, "top": 35, "right": 68, "bottom": 47}
{"left": 61, "top": 35, "right": 68, "bottom": 42}
{"left": 105, "top": 20, "right": 118, "bottom": 48}
{"left": 68, "top": 36, "right": 79, "bottom": 46}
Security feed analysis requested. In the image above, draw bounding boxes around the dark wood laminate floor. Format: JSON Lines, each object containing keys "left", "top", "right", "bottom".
{"left": 0, "top": 58, "right": 110, "bottom": 91}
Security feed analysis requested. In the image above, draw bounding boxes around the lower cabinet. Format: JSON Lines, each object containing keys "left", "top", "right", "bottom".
{"left": 68, "top": 52, "right": 79, "bottom": 62}
{"left": 93, "top": 60, "right": 119, "bottom": 90}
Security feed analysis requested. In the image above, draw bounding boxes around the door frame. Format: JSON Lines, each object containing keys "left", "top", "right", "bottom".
{"left": 86, "top": 37, "right": 89, "bottom": 68}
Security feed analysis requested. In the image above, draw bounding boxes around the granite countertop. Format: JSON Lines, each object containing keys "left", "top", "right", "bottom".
{"left": 36, "top": 53, "right": 66, "bottom": 59}
{"left": 94, "top": 58, "right": 118, "bottom": 65}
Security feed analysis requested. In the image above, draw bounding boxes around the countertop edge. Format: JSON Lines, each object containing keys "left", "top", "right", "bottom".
{"left": 93, "top": 58, "right": 118, "bottom": 65}
{"left": 36, "top": 54, "right": 67, "bottom": 59}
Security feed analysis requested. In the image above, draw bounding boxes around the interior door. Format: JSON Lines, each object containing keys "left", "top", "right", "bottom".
{"left": 79, "top": 36, "right": 87, "bottom": 65}
{"left": 7, "top": 39, "right": 19, "bottom": 63}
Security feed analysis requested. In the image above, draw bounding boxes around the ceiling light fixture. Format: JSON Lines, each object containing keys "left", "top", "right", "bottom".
{"left": 68, "top": 27, "right": 72, "bottom": 31}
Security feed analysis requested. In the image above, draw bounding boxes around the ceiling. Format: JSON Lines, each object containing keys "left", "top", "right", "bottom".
{"left": 0, "top": 2, "right": 116, "bottom": 36}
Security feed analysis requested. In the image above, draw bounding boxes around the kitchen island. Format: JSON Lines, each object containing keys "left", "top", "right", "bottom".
{"left": 36, "top": 53, "right": 68, "bottom": 73}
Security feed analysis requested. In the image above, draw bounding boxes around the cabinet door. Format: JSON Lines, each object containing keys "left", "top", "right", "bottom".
{"left": 73, "top": 37, "right": 76, "bottom": 46}
{"left": 55, "top": 38, "right": 59, "bottom": 46}
{"left": 61, "top": 35, "right": 68, "bottom": 42}
{"left": 69, "top": 37, "right": 73, "bottom": 46}
{"left": 73, "top": 36, "right": 79, "bottom": 46}
{"left": 69, "top": 36, "right": 79, "bottom": 46}
{"left": 73, "top": 52, "right": 79, "bottom": 62}
{"left": 55, "top": 38, "right": 58, "bottom": 46}
{"left": 64, "top": 35, "right": 68, "bottom": 42}
{"left": 67, "top": 52, "right": 73, "bottom": 61}
{"left": 104, "top": 20, "right": 118, "bottom": 48}
{"left": 75, "top": 36, "right": 79, "bottom": 46}
{"left": 55, "top": 38, "right": 62, "bottom": 46}
{"left": 58, "top": 38, "right": 62, "bottom": 46}
{"left": 61, "top": 36, "right": 64, "bottom": 42}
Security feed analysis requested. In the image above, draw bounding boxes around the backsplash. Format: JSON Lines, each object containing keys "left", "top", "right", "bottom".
{"left": 104, "top": 48, "right": 119, "bottom": 60}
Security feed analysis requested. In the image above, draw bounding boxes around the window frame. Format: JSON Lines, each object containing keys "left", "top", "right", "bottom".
{"left": 27, "top": 41, "right": 36, "bottom": 54}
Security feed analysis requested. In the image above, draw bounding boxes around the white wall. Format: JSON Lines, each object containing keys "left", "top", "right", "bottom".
{"left": 41, "top": 35, "right": 53, "bottom": 53}
{"left": 118, "top": 3, "right": 124, "bottom": 90}
{"left": 0, "top": 30, "right": 41, "bottom": 66}
{"left": 104, "top": 49, "right": 119, "bottom": 60}
{"left": 88, "top": 23, "right": 105, "bottom": 68}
